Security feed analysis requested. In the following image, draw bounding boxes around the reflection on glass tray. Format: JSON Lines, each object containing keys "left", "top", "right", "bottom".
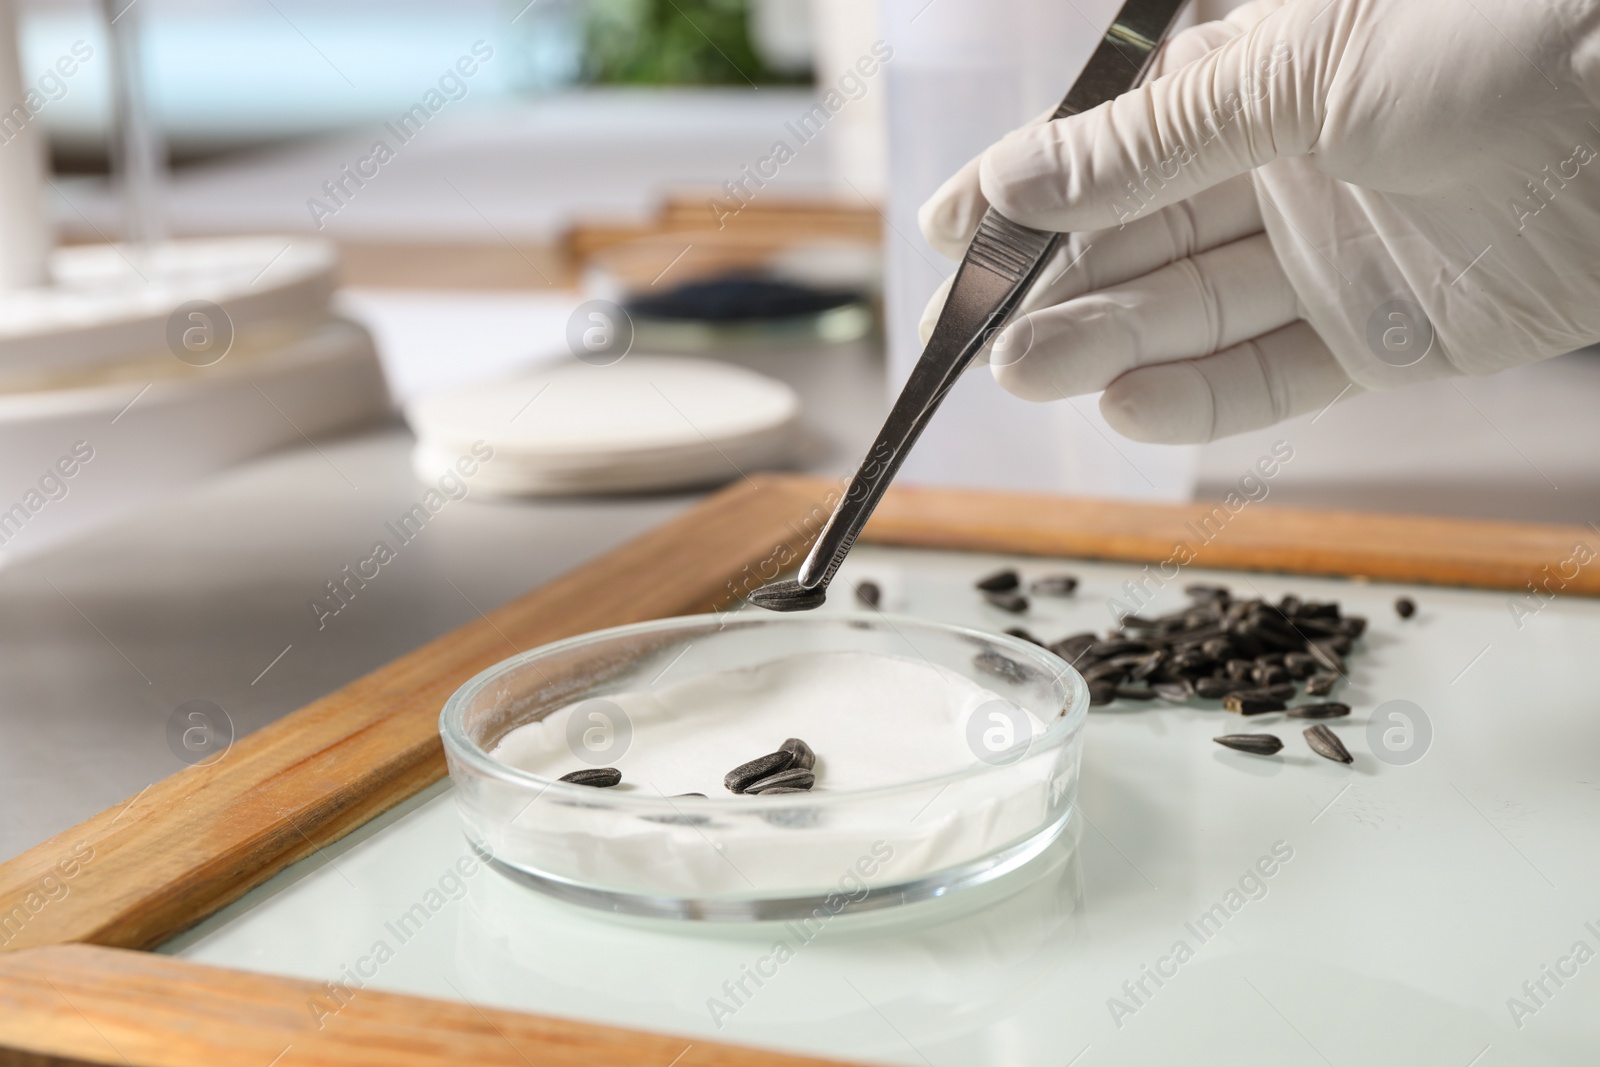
{"left": 159, "top": 546, "right": 1600, "bottom": 1066}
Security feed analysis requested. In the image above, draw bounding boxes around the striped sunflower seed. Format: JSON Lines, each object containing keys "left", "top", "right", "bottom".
{"left": 747, "top": 768, "right": 815, "bottom": 794}
{"left": 779, "top": 737, "right": 816, "bottom": 771}
{"left": 1304, "top": 724, "right": 1353, "bottom": 764}
{"left": 1287, "top": 702, "right": 1351, "bottom": 720}
{"left": 1213, "top": 734, "right": 1284, "bottom": 756}
{"left": 559, "top": 767, "right": 621, "bottom": 787}
{"left": 724, "top": 751, "right": 794, "bottom": 793}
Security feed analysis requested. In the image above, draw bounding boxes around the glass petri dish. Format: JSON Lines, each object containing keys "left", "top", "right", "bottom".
{"left": 440, "top": 612, "right": 1087, "bottom": 921}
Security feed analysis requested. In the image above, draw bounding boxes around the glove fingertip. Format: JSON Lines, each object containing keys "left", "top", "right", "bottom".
{"left": 1100, "top": 366, "right": 1216, "bottom": 444}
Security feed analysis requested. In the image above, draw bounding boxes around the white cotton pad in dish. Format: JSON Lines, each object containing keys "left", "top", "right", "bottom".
{"left": 404, "top": 356, "right": 800, "bottom": 495}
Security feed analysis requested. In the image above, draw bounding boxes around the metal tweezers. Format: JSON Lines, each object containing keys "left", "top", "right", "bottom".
{"left": 752, "top": 0, "right": 1190, "bottom": 611}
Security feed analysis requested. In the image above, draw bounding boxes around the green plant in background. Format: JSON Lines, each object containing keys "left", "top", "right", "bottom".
{"left": 585, "top": 0, "right": 807, "bottom": 86}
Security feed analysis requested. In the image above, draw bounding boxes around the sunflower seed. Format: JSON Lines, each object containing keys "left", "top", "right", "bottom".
{"left": 1128, "top": 650, "right": 1166, "bottom": 680}
{"left": 1224, "top": 658, "right": 1255, "bottom": 681}
{"left": 1030, "top": 573, "right": 1079, "bottom": 595}
{"left": 855, "top": 581, "right": 881, "bottom": 608}
{"left": 1088, "top": 681, "right": 1116, "bottom": 706}
{"left": 1223, "top": 693, "right": 1287, "bottom": 716}
{"left": 974, "top": 648, "right": 1029, "bottom": 684}
{"left": 1154, "top": 679, "right": 1195, "bottom": 702}
{"left": 1084, "top": 661, "right": 1128, "bottom": 684}
{"left": 1213, "top": 734, "right": 1284, "bottom": 756}
{"left": 724, "top": 751, "right": 794, "bottom": 793}
{"left": 759, "top": 787, "right": 813, "bottom": 795}
{"left": 1004, "top": 627, "right": 1046, "bottom": 646}
{"left": 1304, "top": 724, "right": 1354, "bottom": 763}
{"left": 779, "top": 737, "right": 816, "bottom": 771}
{"left": 1239, "top": 683, "right": 1297, "bottom": 701}
{"left": 1252, "top": 663, "right": 1291, "bottom": 686}
{"left": 1115, "top": 685, "right": 1157, "bottom": 701}
{"left": 1195, "top": 677, "right": 1249, "bottom": 699}
{"left": 1321, "top": 632, "right": 1354, "bottom": 654}
{"left": 1395, "top": 596, "right": 1416, "bottom": 619}
{"left": 1282, "top": 652, "right": 1320, "bottom": 679}
{"left": 747, "top": 768, "right": 815, "bottom": 793}
{"left": 976, "top": 569, "right": 1021, "bottom": 593}
{"left": 1288, "top": 702, "right": 1351, "bottom": 719}
{"left": 1050, "top": 632, "right": 1099, "bottom": 663}
{"left": 983, "top": 590, "right": 1029, "bottom": 613}
{"left": 1169, "top": 649, "right": 1214, "bottom": 674}
{"left": 1303, "top": 672, "right": 1339, "bottom": 696}
{"left": 559, "top": 767, "right": 621, "bottom": 787}
{"left": 1186, "top": 584, "right": 1230, "bottom": 603}
{"left": 1307, "top": 640, "right": 1345, "bottom": 673}
{"left": 1089, "top": 639, "right": 1152, "bottom": 659}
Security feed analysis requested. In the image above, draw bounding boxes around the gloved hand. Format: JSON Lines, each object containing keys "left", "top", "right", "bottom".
{"left": 918, "top": 0, "right": 1600, "bottom": 443}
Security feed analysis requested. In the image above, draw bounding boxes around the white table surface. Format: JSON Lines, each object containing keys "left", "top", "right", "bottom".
{"left": 163, "top": 546, "right": 1600, "bottom": 1067}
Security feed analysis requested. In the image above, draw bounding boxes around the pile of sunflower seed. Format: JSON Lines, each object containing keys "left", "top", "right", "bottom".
{"left": 972, "top": 570, "right": 1398, "bottom": 766}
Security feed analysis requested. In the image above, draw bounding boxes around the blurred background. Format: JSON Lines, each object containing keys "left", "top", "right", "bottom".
{"left": 3, "top": 0, "right": 1598, "bottom": 855}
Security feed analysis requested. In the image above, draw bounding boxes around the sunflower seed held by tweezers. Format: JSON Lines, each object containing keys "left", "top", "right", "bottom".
{"left": 1303, "top": 724, "right": 1354, "bottom": 764}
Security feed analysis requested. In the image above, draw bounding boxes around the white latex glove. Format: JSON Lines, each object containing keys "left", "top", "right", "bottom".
{"left": 918, "top": 0, "right": 1600, "bottom": 443}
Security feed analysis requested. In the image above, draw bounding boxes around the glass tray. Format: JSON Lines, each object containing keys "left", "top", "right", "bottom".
{"left": 159, "top": 546, "right": 1600, "bottom": 1067}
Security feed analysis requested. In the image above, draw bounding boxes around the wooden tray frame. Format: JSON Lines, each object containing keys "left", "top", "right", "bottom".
{"left": 3, "top": 474, "right": 1595, "bottom": 1067}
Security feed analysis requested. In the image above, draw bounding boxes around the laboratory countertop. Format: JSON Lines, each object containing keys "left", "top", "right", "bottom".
{"left": 3, "top": 338, "right": 1599, "bottom": 861}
